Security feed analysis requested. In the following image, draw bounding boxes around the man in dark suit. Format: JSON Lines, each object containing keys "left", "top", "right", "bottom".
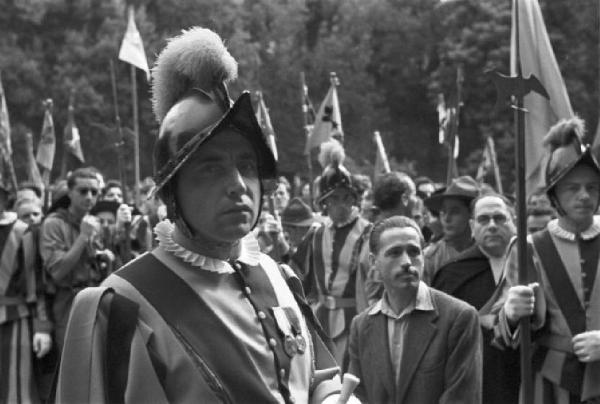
{"left": 432, "top": 194, "right": 519, "bottom": 404}
{"left": 347, "top": 215, "right": 482, "bottom": 404}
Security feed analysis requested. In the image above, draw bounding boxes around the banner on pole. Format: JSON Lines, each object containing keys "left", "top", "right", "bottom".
{"left": 119, "top": 6, "right": 150, "bottom": 80}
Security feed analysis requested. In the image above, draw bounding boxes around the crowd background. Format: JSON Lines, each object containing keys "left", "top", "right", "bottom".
{"left": 1, "top": 0, "right": 600, "bottom": 193}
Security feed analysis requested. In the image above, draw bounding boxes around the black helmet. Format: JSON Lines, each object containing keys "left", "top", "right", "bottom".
{"left": 543, "top": 117, "right": 600, "bottom": 213}
{"left": 317, "top": 163, "right": 356, "bottom": 205}
{"left": 152, "top": 91, "right": 276, "bottom": 198}
{"left": 544, "top": 117, "right": 600, "bottom": 193}
{"left": 148, "top": 27, "right": 276, "bottom": 206}
{"left": 315, "top": 139, "right": 356, "bottom": 205}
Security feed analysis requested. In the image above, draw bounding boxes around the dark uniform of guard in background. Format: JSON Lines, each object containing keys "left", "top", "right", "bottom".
{"left": 293, "top": 142, "right": 372, "bottom": 366}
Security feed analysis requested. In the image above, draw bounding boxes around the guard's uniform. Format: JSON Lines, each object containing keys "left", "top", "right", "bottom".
{"left": 56, "top": 223, "right": 339, "bottom": 403}
{"left": 0, "top": 215, "right": 51, "bottom": 403}
{"left": 497, "top": 219, "right": 600, "bottom": 403}
{"left": 295, "top": 211, "right": 371, "bottom": 365}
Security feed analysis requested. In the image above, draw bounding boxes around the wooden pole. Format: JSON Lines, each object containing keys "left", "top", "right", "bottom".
{"left": 110, "top": 59, "right": 127, "bottom": 201}
{"left": 513, "top": 1, "right": 533, "bottom": 402}
{"left": 131, "top": 65, "right": 140, "bottom": 207}
{"left": 301, "top": 72, "right": 315, "bottom": 207}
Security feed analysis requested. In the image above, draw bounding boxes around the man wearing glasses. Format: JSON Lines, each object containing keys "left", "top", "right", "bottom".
{"left": 432, "top": 193, "right": 519, "bottom": 404}
{"left": 39, "top": 167, "right": 108, "bottom": 350}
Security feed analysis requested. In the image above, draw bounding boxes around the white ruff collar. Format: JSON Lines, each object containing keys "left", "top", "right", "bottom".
{"left": 154, "top": 220, "right": 261, "bottom": 274}
{"left": 548, "top": 216, "right": 600, "bottom": 241}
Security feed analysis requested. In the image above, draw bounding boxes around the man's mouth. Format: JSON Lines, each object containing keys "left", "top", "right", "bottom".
{"left": 222, "top": 205, "right": 253, "bottom": 215}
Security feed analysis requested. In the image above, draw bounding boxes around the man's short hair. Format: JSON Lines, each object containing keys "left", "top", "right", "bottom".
{"left": 14, "top": 197, "right": 42, "bottom": 211}
{"left": 369, "top": 215, "right": 424, "bottom": 254}
{"left": 373, "top": 172, "right": 415, "bottom": 212}
{"left": 18, "top": 181, "right": 43, "bottom": 199}
{"left": 67, "top": 167, "right": 99, "bottom": 189}
{"left": 103, "top": 179, "right": 122, "bottom": 195}
{"left": 470, "top": 192, "right": 515, "bottom": 219}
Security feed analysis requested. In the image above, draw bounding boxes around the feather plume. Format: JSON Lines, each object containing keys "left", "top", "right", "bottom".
{"left": 318, "top": 139, "right": 345, "bottom": 168}
{"left": 543, "top": 116, "right": 585, "bottom": 151}
{"left": 151, "top": 27, "right": 238, "bottom": 123}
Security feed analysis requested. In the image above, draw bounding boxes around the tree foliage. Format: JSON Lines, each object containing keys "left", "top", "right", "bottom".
{"left": 0, "top": 0, "right": 598, "bottom": 190}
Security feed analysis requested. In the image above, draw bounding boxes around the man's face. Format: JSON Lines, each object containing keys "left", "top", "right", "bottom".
{"left": 273, "top": 183, "right": 289, "bottom": 212}
{"left": 17, "top": 202, "right": 42, "bottom": 225}
{"left": 104, "top": 186, "right": 123, "bottom": 204}
{"left": 439, "top": 197, "right": 471, "bottom": 240}
{"left": 68, "top": 177, "right": 100, "bottom": 216}
{"left": 528, "top": 193, "right": 551, "bottom": 209}
{"left": 411, "top": 204, "right": 425, "bottom": 228}
{"left": 96, "top": 211, "right": 116, "bottom": 228}
{"left": 527, "top": 214, "right": 552, "bottom": 234}
{"left": 323, "top": 188, "right": 355, "bottom": 224}
{"left": 283, "top": 224, "right": 310, "bottom": 249}
{"left": 554, "top": 164, "right": 600, "bottom": 226}
{"left": 174, "top": 129, "right": 261, "bottom": 243}
{"left": 373, "top": 226, "right": 423, "bottom": 294}
{"left": 471, "top": 196, "right": 515, "bottom": 257}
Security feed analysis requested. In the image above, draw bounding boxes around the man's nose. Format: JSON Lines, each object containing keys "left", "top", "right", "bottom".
{"left": 225, "top": 167, "right": 248, "bottom": 197}
{"left": 399, "top": 251, "right": 411, "bottom": 267}
{"left": 577, "top": 186, "right": 592, "bottom": 200}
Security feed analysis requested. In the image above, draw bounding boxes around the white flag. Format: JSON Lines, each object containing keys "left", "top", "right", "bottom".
{"left": 119, "top": 7, "right": 150, "bottom": 80}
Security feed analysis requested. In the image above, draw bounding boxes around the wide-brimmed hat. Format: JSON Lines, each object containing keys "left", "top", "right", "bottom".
{"left": 424, "top": 175, "right": 479, "bottom": 214}
{"left": 281, "top": 197, "right": 315, "bottom": 227}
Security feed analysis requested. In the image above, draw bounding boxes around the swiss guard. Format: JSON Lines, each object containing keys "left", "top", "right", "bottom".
{"left": 293, "top": 139, "right": 373, "bottom": 367}
{"left": 55, "top": 27, "right": 350, "bottom": 404}
{"left": 498, "top": 117, "right": 600, "bottom": 404}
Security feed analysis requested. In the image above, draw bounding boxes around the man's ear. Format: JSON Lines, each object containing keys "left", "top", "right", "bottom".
{"left": 401, "top": 192, "right": 410, "bottom": 207}
{"left": 369, "top": 252, "right": 377, "bottom": 268}
{"left": 469, "top": 218, "right": 475, "bottom": 234}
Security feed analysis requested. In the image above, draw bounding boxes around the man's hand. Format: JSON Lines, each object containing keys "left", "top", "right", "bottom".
{"left": 80, "top": 215, "right": 100, "bottom": 239}
{"left": 32, "top": 332, "right": 52, "bottom": 358}
{"left": 116, "top": 204, "right": 132, "bottom": 228}
{"left": 97, "top": 248, "right": 116, "bottom": 262}
{"left": 504, "top": 282, "right": 538, "bottom": 326}
{"left": 573, "top": 331, "right": 600, "bottom": 363}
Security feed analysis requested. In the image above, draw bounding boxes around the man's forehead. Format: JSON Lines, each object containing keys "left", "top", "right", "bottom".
{"left": 380, "top": 226, "right": 421, "bottom": 247}
{"left": 73, "top": 177, "right": 99, "bottom": 187}
{"left": 474, "top": 196, "right": 507, "bottom": 214}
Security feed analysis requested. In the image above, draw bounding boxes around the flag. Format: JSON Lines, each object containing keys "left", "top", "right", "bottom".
{"left": 437, "top": 95, "right": 460, "bottom": 157}
{"left": 302, "top": 78, "right": 317, "bottom": 130}
{"left": 0, "top": 72, "right": 12, "bottom": 157}
{"left": 25, "top": 132, "right": 44, "bottom": 194}
{"left": 304, "top": 74, "right": 343, "bottom": 154}
{"left": 255, "top": 91, "right": 277, "bottom": 161}
{"left": 64, "top": 94, "right": 85, "bottom": 163}
{"left": 373, "top": 131, "right": 391, "bottom": 175}
{"left": 476, "top": 136, "right": 504, "bottom": 193}
{"left": 36, "top": 99, "right": 55, "bottom": 172}
{"left": 118, "top": 6, "right": 150, "bottom": 80}
{"left": 511, "top": 0, "right": 573, "bottom": 195}
{"left": 476, "top": 136, "right": 494, "bottom": 181}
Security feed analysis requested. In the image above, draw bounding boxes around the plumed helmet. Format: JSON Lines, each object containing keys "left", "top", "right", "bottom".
{"left": 150, "top": 27, "right": 276, "bottom": 203}
{"left": 544, "top": 117, "right": 600, "bottom": 194}
{"left": 316, "top": 139, "right": 356, "bottom": 205}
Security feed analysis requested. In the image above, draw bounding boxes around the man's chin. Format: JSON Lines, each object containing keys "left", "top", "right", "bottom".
{"left": 217, "top": 223, "right": 252, "bottom": 242}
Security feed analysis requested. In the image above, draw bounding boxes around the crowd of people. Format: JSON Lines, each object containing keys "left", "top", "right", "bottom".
{"left": 2, "top": 26, "right": 600, "bottom": 404}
